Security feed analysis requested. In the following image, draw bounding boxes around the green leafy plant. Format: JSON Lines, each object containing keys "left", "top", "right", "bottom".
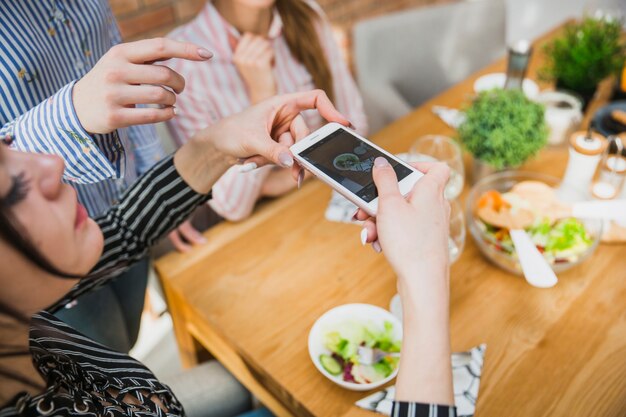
{"left": 541, "top": 18, "right": 626, "bottom": 95}
{"left": 458, "top": 89, "right": 548, "bottom": 169}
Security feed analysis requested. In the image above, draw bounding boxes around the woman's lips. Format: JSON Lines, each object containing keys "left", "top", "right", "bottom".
{"left": 75, "top": 202, "right": 88, "bottom": 229}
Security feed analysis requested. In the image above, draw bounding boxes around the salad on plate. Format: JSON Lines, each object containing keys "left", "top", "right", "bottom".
{"left": 319, "top": 320, "right": 400, "bottom": 385}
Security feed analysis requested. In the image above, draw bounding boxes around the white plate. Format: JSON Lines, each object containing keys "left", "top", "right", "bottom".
{"left": 473, "top": 72, "right": 540, "bottom": 98}
{"left": 308, "top": 303, "right": 402, "bottom": 391}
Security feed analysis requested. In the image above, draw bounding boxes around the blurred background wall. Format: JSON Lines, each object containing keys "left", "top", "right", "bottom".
{"left": 110, "top": 0, "right": 588, "bottom": 45}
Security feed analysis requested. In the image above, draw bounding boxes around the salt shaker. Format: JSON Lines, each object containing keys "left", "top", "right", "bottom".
{"left": 591, "top": 134, "right": 626, "bottom": 200}
{"left": 561, "top": 130, "right": 607, "bottom": 196}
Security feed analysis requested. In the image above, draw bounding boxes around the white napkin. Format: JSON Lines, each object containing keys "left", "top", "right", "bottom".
{"left": 325, "top": 190, "right": 360, "bottom": 223}
{"left": 432, "top": 105, "right": 466, "bottom": 129}
{"left": 355, "top": 344, "right": 486, "bottom": 417}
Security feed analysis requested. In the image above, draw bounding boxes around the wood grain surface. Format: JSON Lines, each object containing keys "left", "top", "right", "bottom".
{"left": 156, "top": 21, "right": 626, "bottom": 417}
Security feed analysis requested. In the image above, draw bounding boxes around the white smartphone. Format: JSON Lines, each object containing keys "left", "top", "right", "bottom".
{"left": 290, "top": 122, "right": 423, "bottom": 216}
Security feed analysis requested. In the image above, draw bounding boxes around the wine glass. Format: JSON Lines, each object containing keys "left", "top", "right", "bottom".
{"left": 389, "top": 200, "right": 466, "bottom": 320}
{"left": 448, "top": 199, "right": 466, "bottom": 264}
{"left": 409, "top": 135, "right": 465, "bottom": 200}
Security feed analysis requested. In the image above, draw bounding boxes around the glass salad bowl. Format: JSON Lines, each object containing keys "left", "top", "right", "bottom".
{"left": 466, "top": 171, "right": 602, "bottom": 276}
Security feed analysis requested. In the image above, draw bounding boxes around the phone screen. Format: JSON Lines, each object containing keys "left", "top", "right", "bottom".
{"left": 298, "top": 128, "right": 413, "bottom": 202}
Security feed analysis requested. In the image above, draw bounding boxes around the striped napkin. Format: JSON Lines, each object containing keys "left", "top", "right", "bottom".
{"left": 355, "top": 344, "right": 486, "bottom": 417}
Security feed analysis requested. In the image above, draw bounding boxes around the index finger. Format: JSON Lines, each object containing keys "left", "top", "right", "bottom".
{"left": 409, "top": 161, "right": 439, "bottom": 173}
{"left": 407, "top": 162, "right": 450, "bottom": 205}
{"left": 282, "top": 89, "right": 350, "bottom": 127}
{"left": 418, "top": 162, "right": 450, "bottom": 188}
{"left": 123, "top": 38, "right": 213, "bottom": 64}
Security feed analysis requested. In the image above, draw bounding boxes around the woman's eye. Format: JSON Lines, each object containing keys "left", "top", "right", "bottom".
{"left": 2, "top": 172, "right": 30, "bottom": 207}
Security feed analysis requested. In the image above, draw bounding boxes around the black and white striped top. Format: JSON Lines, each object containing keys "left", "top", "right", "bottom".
{"left": 0, "top": 155, "right": 456, "bottom": 417}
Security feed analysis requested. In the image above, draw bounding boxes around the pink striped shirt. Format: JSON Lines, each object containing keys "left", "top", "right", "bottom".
{"left": 166, "top": 1, "right": 367, "bottom": 221}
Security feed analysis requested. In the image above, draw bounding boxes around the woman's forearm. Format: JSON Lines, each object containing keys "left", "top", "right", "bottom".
{"left": 173, "top": 130, "right": 236, "bottom": 195}
{"left": 395, "top": 267, "right": 455, "bottom": 406}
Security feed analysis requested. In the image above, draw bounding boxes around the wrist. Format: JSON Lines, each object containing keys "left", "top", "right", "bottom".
{"left": 246, "top": 79, "right": 276, "bottom": 104}
{"left": 174, "top": 129, "right": 235, "bottom": 194}
{"left": 395, "top": 260, "right": 448, "bottom": 292}
{"left": 250, "top": 89, "right": 276, "bottom": 104}
{"left": 71, "top": 79, "right": 94, "bottom": 135}
{"left": 396, "top": 265, "right": 450, "bottom": 319}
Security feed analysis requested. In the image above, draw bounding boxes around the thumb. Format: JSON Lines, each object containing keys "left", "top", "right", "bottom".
{"left": 372, "top": 157, "right": 401, "bottom": 200}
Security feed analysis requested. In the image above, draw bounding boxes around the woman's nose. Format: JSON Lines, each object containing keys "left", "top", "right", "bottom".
{"left": 37, "top": 153, "right": 66, "bottom": 199}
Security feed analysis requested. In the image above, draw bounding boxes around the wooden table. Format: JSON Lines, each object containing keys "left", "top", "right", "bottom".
{"left": 155, "top": 22, "right": 626, "bottom": 417}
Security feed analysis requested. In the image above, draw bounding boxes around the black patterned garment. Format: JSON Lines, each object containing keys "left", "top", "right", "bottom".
{"left": 0, "top": 155, "right": 455, "bottom": 417}
{"left": 392, "top": 402, "right": 456, "bottom": 417}
{"left": 1, "top": 156, "right": 207, "bottom": 417}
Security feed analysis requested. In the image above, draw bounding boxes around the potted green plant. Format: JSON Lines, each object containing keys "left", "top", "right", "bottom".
{"left": 458, "top": 89, "right": 548, "bottom": 182}
{"left": 541, "top": 17, "right": 626, "bottom": 106}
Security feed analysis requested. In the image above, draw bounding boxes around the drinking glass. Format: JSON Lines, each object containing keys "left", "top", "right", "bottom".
{"left": 409, "top": 135, "right": 465, "bottom": 200}
{"left": 448, "top": 199, "right": 466, "bottom": 264}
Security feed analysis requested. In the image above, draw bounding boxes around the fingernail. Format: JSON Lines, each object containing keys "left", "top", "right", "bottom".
{"left": 297, "top": 168, "right": 304, "bottom": 189}
{"left": 374, "top": 157, "right": 389, "bottom": 168}
{"left": 278, "top": 151, "right": 293, "bottom": 168}
{"left": 372, "top": 240, "right": 382, "bottom": 253}
{"left": 172, "top": 106, "right": 178, "bottom": 115}
{"left": 348, "top": 122, "right": 355, "bottom": 129}
{"left": 198, "top": 48, "right": 213, "bottom": 59}
{"left": 351, "top": 210, "right": 359, "bottom": 221}
{"left": 360, "top": 228, "right": 368, "bottom": 246}
{"left": 239, "top": 162, "right": 257, "bottom": 173}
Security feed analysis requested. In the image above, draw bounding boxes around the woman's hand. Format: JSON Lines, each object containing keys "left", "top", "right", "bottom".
{"left": 358, "top": 158, "right": 451, "bottom": 281}
{"left": 357, "top": 158, "right": 455, "bottom": 406}
{"left": 261, "top": 167, "right": 312, "bottom": 197}
{"left": 174, "top": 90, "right": 349, "bottom": 195}
{"left": 233, "top": 34, "right": 277, "bottom": 104}
{"left": 208, "top": 89, "right": 349, "bottom": 169}
{"left": 168, "top": 220, "right": 207, "bottom": 253}
{"left": 73, "top": 38, "right": 213, "bottom": 134}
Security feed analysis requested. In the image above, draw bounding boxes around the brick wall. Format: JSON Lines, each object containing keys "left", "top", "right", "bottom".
{"left": 109, "top": 0, "right": 206, "bottom": 40}
{"left": 110, "top": 0, "right": 452, "bottom": 41}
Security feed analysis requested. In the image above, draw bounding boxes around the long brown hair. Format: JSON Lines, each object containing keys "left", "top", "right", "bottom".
{"left": 276, "top": 0, "right": 335, "bottom": 103}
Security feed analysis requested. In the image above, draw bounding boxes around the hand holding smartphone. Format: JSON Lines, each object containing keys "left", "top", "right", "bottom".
{"left": 290, "top": 123, "right": 423, "bottom": 216}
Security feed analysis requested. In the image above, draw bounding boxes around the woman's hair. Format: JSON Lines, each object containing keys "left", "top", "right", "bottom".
{"left": 276, "top": 0, "right": 335, "bottom": 103}
{"left": 0, "top": 194, "right": 85, "bottom": 372}
{"left": 0, "top": 196, "right": 87, "bottom": 321}
{"left": 0, "top": 203, "right": 71, "bottom": 281}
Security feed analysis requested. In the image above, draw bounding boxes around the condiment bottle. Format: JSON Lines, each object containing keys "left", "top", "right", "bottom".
{"left": 561, "top": 130, "right": 607, "bottom": 194}
{"left": 504, "top": 40, "right": 532, "bottom": 91}
{"left": 591, "top": 134, "right": 626, "bottom": 200}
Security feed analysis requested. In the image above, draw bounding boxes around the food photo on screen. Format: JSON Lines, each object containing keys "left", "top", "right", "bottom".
{"left": 299, "top": 128, "right": 412, "bottom": 202}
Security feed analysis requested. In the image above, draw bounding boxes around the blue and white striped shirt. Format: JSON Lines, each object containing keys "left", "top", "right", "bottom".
{"left": 0, "top": 0, "right": 166, "bottom": 216}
